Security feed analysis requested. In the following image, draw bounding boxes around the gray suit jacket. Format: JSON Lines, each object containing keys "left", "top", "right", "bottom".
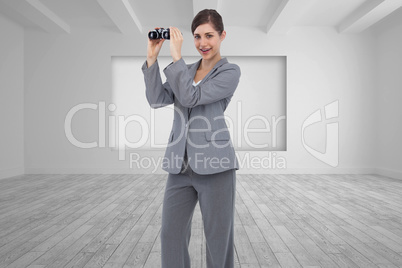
{"left": 142, "top": 57, "right": 240, "bottom": 174}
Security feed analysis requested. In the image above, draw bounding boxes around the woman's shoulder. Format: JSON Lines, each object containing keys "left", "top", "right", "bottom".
{"left": 220, "top": 60, "right": 241, "bottom": 76}
{"left": 184, "top": 58, "right": 241, "bottom": 77}
{"left": 222, "top": 61, "right": 240, "bottom": 71}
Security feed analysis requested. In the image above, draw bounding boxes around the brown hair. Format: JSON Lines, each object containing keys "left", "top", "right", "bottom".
{"left": 191, "top": 9, "right": 224, "bottom": 35}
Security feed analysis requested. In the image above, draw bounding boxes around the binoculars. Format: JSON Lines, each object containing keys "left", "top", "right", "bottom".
{"left": 148, "top": 28, "right": 170, "bottom": 40}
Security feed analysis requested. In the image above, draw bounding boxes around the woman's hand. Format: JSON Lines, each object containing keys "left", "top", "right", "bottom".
{"left": 169, "top": 27, "right": 183, "bottom": 62}
{"left": 147, "top": 28, "right": 165, "bottom": 67}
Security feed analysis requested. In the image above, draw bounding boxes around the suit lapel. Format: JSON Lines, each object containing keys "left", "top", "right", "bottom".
{"left": 187, "top": 57, "right": 228, "bottom": 83}
{"left": 188, "top": 59, "right": 202, "bottom": 82}
{"left": 195, "top": 57, "right": 228, "bottom": 86}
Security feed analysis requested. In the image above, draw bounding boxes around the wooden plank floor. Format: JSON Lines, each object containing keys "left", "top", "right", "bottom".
{"left": 0, "top": 174, "right": 402, "bottom": 268}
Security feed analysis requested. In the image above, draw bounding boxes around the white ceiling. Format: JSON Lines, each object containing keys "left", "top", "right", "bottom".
{"left": 0, "top": 0, "right": 401, "bottom": 35}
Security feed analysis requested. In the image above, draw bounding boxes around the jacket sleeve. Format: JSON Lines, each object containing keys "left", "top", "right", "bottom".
{"left": 163, "top": 58, "right": 240, "bottom": 108}
{"left": 141, "top": 60, "right": 174, "bottom": 109}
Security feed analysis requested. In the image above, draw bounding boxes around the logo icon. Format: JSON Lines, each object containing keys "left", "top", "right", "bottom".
{"left": 301, "top": 100, "right": 339, "bottom": 167}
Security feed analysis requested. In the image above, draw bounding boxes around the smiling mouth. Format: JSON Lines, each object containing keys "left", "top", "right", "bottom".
{"left": 200, "top": 48, "right": 211, "bottom": 53}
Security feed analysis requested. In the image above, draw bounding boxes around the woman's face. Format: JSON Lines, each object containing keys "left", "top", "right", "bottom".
{"left": 193, "top": 23, "right": 226, "bottom": 61}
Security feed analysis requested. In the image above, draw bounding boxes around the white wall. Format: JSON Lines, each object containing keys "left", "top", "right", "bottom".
{"left": 0, "top": 14, "right": 24, "bottom": 179}
{"left": 111, "top": 56, "right": 287, "bottom": 151}
{"left": 372, "top": 8, "right": 402, "bottom": 180}
{"left": 23, "top": 25, "right": 378, "bottom": 174}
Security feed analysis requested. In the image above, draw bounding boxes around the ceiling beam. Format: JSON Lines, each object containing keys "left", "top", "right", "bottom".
{"left": 2, "top": 0, "right": 70, "bottom": 33}
{"left": 266, "top": 0, "right": 310, "bottom": 35}
{"left": 266, "top": 0, "right": 290, "bottom": 34}
{"left": 338, "top": 0, "right": 402, "bottom": 33}
{"left": 25, "top": 0, "right": 70, "bottom": 33}
{"left": 97, "top": 0, "right": 143, "bottom": 35}
{"left": 192, "top": 0, "right": 221, "bottom": 17}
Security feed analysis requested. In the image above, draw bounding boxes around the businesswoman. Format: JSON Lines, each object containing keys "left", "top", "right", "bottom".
{"left": 142, "top": 9, "right": 240, "bottom": 268}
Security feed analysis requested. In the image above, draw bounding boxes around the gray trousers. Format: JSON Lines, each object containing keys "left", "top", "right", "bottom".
{"left": 160, "top": 163, "right": 236, "bottom": 268}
